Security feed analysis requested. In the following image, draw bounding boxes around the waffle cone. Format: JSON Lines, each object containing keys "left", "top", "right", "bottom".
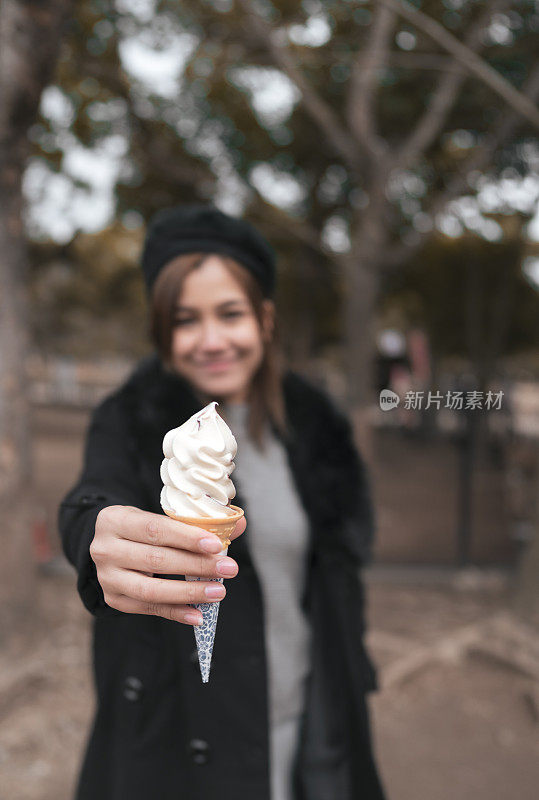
{"left": 162, "top": 504, "right": 244, "bottom": 683}
{"left": 163, "top": 504, "right": 244, "bottom": 548}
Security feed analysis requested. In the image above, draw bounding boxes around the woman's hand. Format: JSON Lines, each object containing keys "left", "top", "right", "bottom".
{"left": 89, "top": 505, "right": 245, "bottom": 625}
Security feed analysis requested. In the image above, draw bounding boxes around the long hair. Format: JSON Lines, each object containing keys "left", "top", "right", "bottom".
{"left": 149, "top": 253, "right": 288, "bottom": 448}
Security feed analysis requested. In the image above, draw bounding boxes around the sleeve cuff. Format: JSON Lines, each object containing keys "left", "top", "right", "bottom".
{"left": 60, "top": 494, "right": 123, "bottom": 618}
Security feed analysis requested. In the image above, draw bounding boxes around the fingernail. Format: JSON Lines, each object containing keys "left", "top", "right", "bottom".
{"left": 216, "top": 558, "right": 237, "bottom": 577}
{"left": 185, "top": 611, "right": 203, "bottom": 625}
{"left": 200, "top": 536, "right": 223, "bottom": 553}
{"left": 205, "top": 584, "right": 225, "bottom": 599}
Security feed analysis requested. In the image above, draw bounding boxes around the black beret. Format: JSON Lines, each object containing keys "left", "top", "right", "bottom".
{"left": 141, "top": 204, "right": 276, "bottom": 297}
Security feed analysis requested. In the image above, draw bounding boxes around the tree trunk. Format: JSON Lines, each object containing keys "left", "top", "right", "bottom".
{"left": 286, "top": 250, "right": 316, "bottom": 370}
{"left": 341, "top": 189, "right": 389, "bottom": 459}
{"left": 0, "top": 0, "right": 72, "bottom": 627}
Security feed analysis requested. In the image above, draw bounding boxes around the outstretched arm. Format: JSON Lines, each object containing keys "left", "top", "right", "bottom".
{"left": 58, "top": 394, "right": 145, "bottom": 615}
{"left": 58, "top": 393, "right": 245, "bottom": 620}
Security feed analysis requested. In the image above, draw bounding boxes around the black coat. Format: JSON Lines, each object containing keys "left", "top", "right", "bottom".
{"left": 59, "top": 354, "right": 386, "bottom": 800}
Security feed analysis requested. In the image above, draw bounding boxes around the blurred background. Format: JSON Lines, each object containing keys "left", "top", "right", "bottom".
{"left": 1, "top": 0, "right": 539, "bottom": 798}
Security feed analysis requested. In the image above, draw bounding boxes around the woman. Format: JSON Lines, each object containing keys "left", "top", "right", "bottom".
{"left": 59, "top": 204, "right": 386, "bottom": 800}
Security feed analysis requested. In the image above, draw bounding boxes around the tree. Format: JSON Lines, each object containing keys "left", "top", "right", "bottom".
{"left": 382, "top": 214, "right": 539, "bottom": 378}
{"left": 0, "top": 0, "right": 73, "bottom": 620}
{"left": 180, "top": 0, "right": 539, "bottom": 435}
{"left": 30, "top": 1, "right": 539, "bottom": 436}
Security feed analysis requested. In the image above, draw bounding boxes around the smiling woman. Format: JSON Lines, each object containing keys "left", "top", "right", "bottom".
{"left": 150, "top": 251, "right": 286, "bottom": 446}
{"left": 59, "top": 203, "right": 385, "bottom": 800}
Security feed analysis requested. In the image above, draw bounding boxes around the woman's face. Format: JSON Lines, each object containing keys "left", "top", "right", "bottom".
{"left": 170, "top": 255, "right": 274, "bottom": 404}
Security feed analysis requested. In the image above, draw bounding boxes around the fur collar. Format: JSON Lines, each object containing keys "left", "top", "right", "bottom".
{"left": 116, "top": 353, "right": 372, "bottom": 564}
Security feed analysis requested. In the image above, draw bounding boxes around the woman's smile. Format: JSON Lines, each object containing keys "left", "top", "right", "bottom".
{"left": 171, "top": 256, "right": 271, "bottom": 403}
{"left": 197, "top": 357, "right": 239, "bottom": 373}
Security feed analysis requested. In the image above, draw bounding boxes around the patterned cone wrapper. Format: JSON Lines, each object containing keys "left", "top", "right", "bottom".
{"left": 164, "top": 505, "right": 244, "bottom": 683}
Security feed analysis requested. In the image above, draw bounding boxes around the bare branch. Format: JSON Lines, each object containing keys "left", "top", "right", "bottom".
{"left": 386, "top": 52, "right": 471, "bottom": 72}
{"left": 382, "top": 61, "right": 539, "bottom": 270}
{"left": 266, "top": 50, "right": 481, "bottom": 73}
{"left": 246, "top": 181, "right": 324, "bottom": 253}
{"left": 396, "top": 0, "right": 509, "bottom": 169}
{"left": 378, "top": 0, "right": 539, "bottom": 130}
{"left": 345, "top": 5, "right": 395, "bottom": 160}
{"left": 236, "top": 0, "right": 363, "bottom": 174}
{"left": 85, "top": 46, "right": 214, "bottom": 190}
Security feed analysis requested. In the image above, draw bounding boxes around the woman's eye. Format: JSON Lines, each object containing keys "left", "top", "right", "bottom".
{"left": 174, "top": 311, "right": 244, "bottom": 326}
{"left": 222, "top": 310, "right": 243, "bottom": 320}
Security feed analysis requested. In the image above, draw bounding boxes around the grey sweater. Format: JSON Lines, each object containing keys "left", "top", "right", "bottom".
{"left": 223, "top": 403, "right": 312, "bottom": 800}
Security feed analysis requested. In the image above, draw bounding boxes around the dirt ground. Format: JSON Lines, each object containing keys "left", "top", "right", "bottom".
{"left": 2, "top": 572, "right": 538, "bottom": 800}
{"left": 1, "top": 406, "right": 538, "bottom": 800}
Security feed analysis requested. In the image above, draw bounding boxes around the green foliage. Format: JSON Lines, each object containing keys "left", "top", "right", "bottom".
{"left": 27, "top": 0, "right": 539, "bottom": 359}
{"left": 381, "top": 214, "right": 539, "bottom": 365}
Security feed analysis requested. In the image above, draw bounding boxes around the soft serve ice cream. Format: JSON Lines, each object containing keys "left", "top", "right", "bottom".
{"left": 160, "top": 401, "right": 238, "bottom": 519}
{"left": 159, "top": 401, "right": 243, "bottom": 682}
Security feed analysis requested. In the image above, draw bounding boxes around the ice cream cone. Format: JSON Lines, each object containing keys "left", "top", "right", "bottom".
{"left": 164, "top": 505, "right": 244, "bottom": 682}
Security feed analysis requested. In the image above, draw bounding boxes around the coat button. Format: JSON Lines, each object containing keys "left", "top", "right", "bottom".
{"left": 123, "top": 675, "right": 144, "bottom": 702}
{"left": 188, "top": 738, "right": 211, "bottom": 765}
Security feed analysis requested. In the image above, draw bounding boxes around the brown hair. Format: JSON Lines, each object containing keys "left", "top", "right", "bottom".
{"left": 149, "top": 253, "right": 288, "bottom": 448}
